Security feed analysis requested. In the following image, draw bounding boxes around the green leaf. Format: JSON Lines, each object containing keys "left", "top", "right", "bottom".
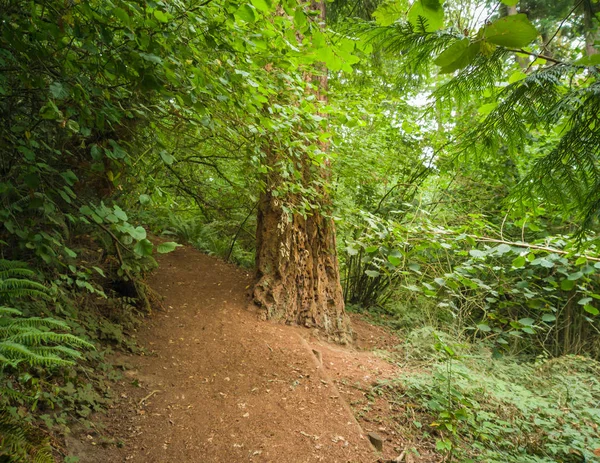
{"left": 113, "top": 7, "right": 130, "bottom": 24}
{"left": 139, "top": 53, "right": 162, "bottom": 64}
{"left": 518, "top": 317, "right": 534, "bottom": 326}
{"left": 469, "top": 249, "right": 486, "bottom": 258}
{"left": 365, "top": 270, "right": 380, "bottom": 277}
{"left": 568, "top": 271, "right": 584, "bottom": 281}
{"left": 157, "top": 242, "right": 181, "bottom": 254}
{"left": 560, "top": 279, "right": 575, "bottom": 291}
{"left": 483, "top": 14, "right": 538, "bottom": 48}
{"left": 434, "top": 39, "right": 469, "bottom": 67}
{"left": 574, "top": 54, "right": 600, "bottom": 66}
{"left": 129, "top": 226, "right": 147, "bottom": 241}
{"left": 512, "top": 255, "right": 526, "bottom": 268}
{"left": 113, "top": 206, "right": 128, "bottom": 221}
{"left": 387, "top": 255, "right": 401, "bottom": 266}
{"left": 542, "top": 314, "right": 556, "bottom": 322}
{"left": 372, "top": 0, "right": 405, "bottom": 26}
{"left": 408, "top": 0, "right": 444, "bottom": 32}
{"left": 439, "top": 43, "right": 481, "bottom": 74}
{"left": 133, "top": 239, "right": 153, "bottom": 257}
{"left": 153, "top": 10, "right": 169, "bottom": 23}
{"left": 139, "top": 194, "right": 151, "bottom": 205}
{"left": 477, "top": 323, "right": 491, "bottom": 332}
{"left": 160, "top": 150, "right": 174, "bottom": 165}
{"left": 584, "top": 304, "right": 599, "bottom": 316}
{"left": 251, "top": 0, "right": 271, "bottom": 12}
{"left": 578, "top": 297, "right": 592, "bottom": 305}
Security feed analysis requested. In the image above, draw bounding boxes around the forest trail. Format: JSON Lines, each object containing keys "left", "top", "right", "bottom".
{"left": 67, "top": 246, "right": 400, "bottom": 463}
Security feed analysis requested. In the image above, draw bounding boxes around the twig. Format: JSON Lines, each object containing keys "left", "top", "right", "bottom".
{"left": 138, "top": 389, "right": 161, "bottom": 406}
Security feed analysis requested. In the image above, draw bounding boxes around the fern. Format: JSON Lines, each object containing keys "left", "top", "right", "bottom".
{"left": 0, "top": 411, "right": 53, "bottom": 463}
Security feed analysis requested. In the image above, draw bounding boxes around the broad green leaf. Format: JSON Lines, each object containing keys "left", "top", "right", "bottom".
{"left": 139, "top": 194, "right": 151, "bottom": 205}
{"left": 578, "top": 297, "right": 592, "bottom": 305}
{"left": 439, "top": 43, "right": 481, "bottom": 74}
{"left": 584, "top": 304, "right": 599, "bottom": 316}
{"left": 560, "top": 279, "right": 575, "bottom": 291}
{"left": 113, "top": 7, "right": 130, "bottom": 24}
{"left": 434, "top": 39, "right": 469, "bottom": 67}
{"left": 365, "top": 270, "right": 380, "bottom": 277}
{"left": 129, "top": 226, "right": 147, "bottom": 241}
{"left": 574, "top": 54, "right": 600, "bottom": 66}
{"left": 235, "top": 4, "right": 256, "bottom": 23}
{"left": 153, "top": 10, "right": 169, "bottom": 23}
{"left": 512, "top": 255, "right": 526, "bottom": 268}
{"left": 160, "top": 150, "right": 174, "bottom": 165}
{"left": 519, "top": 317, "right": 534, "bottom": 326}
{"left": 469, "top": 249, "right": 486, "bottom": 258}
{"left": 542, "top": 314, "right": 556, "bottom": 322}
{"left": 568, "top": 271, "right": 583, "bottom": 281}
{"left": 133, "top": 239, "right": 153, "bottom": 257}
{"left": 501, "top": 0, "right": 518, "bottom": 5}
{"left": 483, "top": 14, "right": 538, "bottom": 48}
{"left": 372, "top": 0, "right": 405, "bottom": 26}
{"left": 139, "top": 53, "right": 162, "bottom": 64}
{"left": 477, "top": 323, "right": 491, "bottom": 332}
{"left": 387, "top": 255, "right": 401, "bottom": 266}
{"left": 408, "top": 0, "right": 444, "bottom": 32}
{"left": 251, "top": 0, "right": 271, "bottom": 13}
{"left": 157, "top": 242, "right": 181, "bottom": 254}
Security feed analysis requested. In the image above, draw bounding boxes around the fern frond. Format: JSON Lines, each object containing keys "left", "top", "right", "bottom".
{"left": 0, "top": 341, "right": 72, "bottom": 367}
{"left": 7, "top": 317, "right": 70, "bottom": 331}
{"left": 0, "top": 279, "right": 50, "bottom": 300}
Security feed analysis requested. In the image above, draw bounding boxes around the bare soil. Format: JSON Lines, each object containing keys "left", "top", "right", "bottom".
{"left": 66, "top": 245, "right": 411, "bottom": 463}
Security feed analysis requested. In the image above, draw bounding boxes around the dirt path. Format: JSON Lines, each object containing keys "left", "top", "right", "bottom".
{"left": 67, "top": 246, "right": 400, "bottom": 463}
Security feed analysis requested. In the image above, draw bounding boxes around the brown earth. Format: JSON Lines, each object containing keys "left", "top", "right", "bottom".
{"left": 66, "top": 245, "right": 412, "bottom": 463}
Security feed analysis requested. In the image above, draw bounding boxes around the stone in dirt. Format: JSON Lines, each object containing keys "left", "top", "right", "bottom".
{"left": 368, "top": 431, "right": 384, "bottom": 451}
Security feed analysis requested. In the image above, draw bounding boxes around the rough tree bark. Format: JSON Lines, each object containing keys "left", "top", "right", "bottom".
{"left": 251, "top": 0, "right": 352, "bottom": 344}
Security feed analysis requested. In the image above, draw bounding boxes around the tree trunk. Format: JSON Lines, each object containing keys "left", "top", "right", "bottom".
{"left": 251, "top": 0, "right": 352, "bottom": 343}
{"left": 253, "top": 182, "right": 352, "bottom": 344}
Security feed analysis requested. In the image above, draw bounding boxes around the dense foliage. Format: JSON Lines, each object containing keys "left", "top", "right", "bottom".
{"left": 3, "top": 0, "right": 600, "bottom": 460}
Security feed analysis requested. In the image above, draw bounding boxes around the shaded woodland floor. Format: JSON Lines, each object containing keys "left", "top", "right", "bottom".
{"left": 66, "top": 246, "right": 408, "bottom": 463}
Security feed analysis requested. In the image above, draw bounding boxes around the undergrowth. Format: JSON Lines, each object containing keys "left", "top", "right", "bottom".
{"left": 377, "top": 329, "right": 600, "bottom": 463}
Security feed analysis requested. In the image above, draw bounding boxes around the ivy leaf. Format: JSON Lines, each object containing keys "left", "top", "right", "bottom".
{"left": 483, "top": 14, "right": 538, "bottom": 48}
{"left": 157, "top": 242, "right": 181, "bottom": 254}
